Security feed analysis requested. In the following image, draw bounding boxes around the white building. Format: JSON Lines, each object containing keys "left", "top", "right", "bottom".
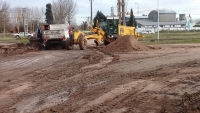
{"left": 126, "top": 9, "right": 190, "bottom": 32}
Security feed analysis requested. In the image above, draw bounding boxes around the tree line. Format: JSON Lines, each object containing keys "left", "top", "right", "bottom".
{"left": 0, "top": 0, "right": 138, "bottom": 34}
{"left": 3, "top": 0, "right": 199, "bottom": 33}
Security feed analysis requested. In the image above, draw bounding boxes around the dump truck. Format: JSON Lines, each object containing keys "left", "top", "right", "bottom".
{"left": 29, "top": 23, "right": 69, "bottom": 50}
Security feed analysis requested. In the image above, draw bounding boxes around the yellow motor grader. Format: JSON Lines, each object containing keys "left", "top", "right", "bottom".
{"left": 65, "top": 16, "right": 144, "bottom": 50}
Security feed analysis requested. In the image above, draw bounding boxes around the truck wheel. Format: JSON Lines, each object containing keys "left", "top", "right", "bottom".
{"left": 28, "top": 35, "right": 31, "bottom": 39}
{"left": 79, "top": 36, "right": 87, "bottom": 50}
{"left": 61, "top": 41, "right": 66, "bottom": 49}
{"left": 66, "top": 38, "right": 74, "bottom": 50}
{"left": 44, "top": 42, "right": 51, "bottom": 50}
{"left": 15, "top": 36, "right": 20, "bottom": 39}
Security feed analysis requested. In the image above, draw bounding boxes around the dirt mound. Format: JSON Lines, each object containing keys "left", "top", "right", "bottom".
{"left": 160, "top": 91, "right": 200, "bottom": 113}
{"left": 103, "top": 35, "right": 150, "bottom": 53}
{"left": 82, "top": 51, "right": 104, "bottom": 64}
{"left": 0, "top": 43, "right": 39, "bottom": 58}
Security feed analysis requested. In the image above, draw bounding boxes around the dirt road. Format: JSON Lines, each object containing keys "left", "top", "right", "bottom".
{"left": 0, "top": 43, "right": 200, "bottom": 113}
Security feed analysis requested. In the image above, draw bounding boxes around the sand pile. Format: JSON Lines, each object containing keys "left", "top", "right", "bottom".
{"left": 103, "top": 35, "right": 150, "bottom": 53}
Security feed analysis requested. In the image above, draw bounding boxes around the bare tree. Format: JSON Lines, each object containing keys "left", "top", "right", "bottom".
{"left": 0, "top": 0, "right": 10, "bottom": 33}
{"left": 0, "top": 0, "right": 9, "bottom": 12}
{"left": 28, "top": 7, "right": 45, "bottom": 32}
{"left": 9, "top": 6, "right": 45, "bottom": 33}
{"left": 52, "top": 0, "right": 77, "bottom": 24}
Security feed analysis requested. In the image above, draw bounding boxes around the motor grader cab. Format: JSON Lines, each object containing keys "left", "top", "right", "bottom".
{"left": 98, "top": 16, "right": 119, "bottom": 45}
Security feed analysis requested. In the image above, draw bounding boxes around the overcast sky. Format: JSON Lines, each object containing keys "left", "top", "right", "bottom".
{"left": 8, "top": 0, "right": 200, "bottom": 24}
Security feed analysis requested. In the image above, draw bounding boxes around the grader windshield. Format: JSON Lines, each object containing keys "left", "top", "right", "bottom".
{"left": 98, "top": 16, "right": 119, "bottom": 37}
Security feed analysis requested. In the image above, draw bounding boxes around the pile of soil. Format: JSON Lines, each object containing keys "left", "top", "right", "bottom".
{"left": 82, "top": 51, "right": 104, "bottom": 64}
{"left": 0, "top": 43, "right": 39, "bottom": 58}
{"left": 160, "top": 91, "right": 200, "bottom": 113}
{"left": 103, "top": 35, "right": 150, "bottom": 53}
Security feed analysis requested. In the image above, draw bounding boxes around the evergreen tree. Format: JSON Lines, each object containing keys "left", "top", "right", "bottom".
{"left": 128, "top": 8, "right": 137, "bottom": 27}
{"left": 93, "top": 10, "right": 107, "bottom": 28}
{"left": 45, "top": 3, "right": 54, "bottom": 24}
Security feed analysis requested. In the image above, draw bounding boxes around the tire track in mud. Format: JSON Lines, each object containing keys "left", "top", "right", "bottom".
{"left": 1, "top": 58, "right": 41, "bottom": 70}
{"left": 10, "top": 90, "right": 71, "bottom": 113}
{"left": 76, "top": 79, "right": 164, "bottom": 113}
{"left": 0, "top": 51, "right": 74, "bottom": 75}
{"left": 2, "top": 44, "right": 200, "bottom": 113}
{"left": 37, "top": 58, "right": 200, "bottom": 113}
{"left": 74, "top": 60, "right": 200, "bottom": 113}
{"left": 0, "top": 49, "right": 110, "bottom": 113}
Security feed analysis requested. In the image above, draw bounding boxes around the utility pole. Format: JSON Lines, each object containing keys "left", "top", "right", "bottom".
{"left": 135, "top": 3, "right": 139, "bottom": 16}
{"left": 118, "top": 0, "right": 126, "bottom": 25}
{"left": 111, "top": 6, "right": 115, "bottom": 16}
{"left": 18, "top": 14, "right": 20, "bottom": 33}
{"left": 4, "top": 17, "right": 5, "bottom": 38}
{"left": 157, "top": 0, "right": 159, "bottom": 41}
{"left": 117, "top": 0, "right": 121, "bottom": 25}
{"left": 22, "top": 8, "right": 26, "bottom": 37}
{"left": 24, "top": 19, "right": 28, "bottom": 34}
{"left": 122, "top": 0, "right": 126, "bottom": 25}
{"left": 89, "top": 0, "right": 94, "bottom": 26}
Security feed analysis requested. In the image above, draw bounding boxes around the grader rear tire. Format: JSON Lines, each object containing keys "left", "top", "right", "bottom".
{"left": 79, "top": 36, "right": 87, "bottom": 50}
{"left": 66, "top": 38, "right": 74, "bottom": 50}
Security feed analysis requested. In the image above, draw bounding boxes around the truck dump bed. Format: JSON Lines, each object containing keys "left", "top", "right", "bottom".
{"left": 42, "top": 24, "right": 69, "bottom": 40}
{"left": 43, "top": 30, "right": 65, "bottom": 40}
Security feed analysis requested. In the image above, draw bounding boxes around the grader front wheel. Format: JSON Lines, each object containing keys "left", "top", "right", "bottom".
{"left": 79, "top": 36, "right": 87, "bottom": 50}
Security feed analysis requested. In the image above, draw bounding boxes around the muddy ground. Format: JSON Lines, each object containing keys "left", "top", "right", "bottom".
{"left": 0, "top": 41, "right": 200, "bottom": 113}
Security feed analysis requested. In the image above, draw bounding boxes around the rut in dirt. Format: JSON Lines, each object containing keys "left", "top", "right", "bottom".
{"left": 36, "top": 60, "right": 200, "bottom": 113}
{"left": 0, "top": 43, "right": 41, "bottom": 58}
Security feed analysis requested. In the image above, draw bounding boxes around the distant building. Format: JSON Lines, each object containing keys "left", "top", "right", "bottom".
{"left": 126, "top": 9, "right": 188, "bottom": 31}
{"left": 148, "top": 9, "right": 176, "bottom": 22}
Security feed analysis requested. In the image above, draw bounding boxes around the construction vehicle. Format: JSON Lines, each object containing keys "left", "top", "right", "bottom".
{"left": 65, "top": 15, "right": 144, "bottom": 50}
{"left": 29, "top": 0, "right": 144, "bottom": 50}
{"left": 65, "top": 0, "right": 144, "bottom": 50}
{"left": 29, "top": 23, "right": 69, "bottom": 50}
